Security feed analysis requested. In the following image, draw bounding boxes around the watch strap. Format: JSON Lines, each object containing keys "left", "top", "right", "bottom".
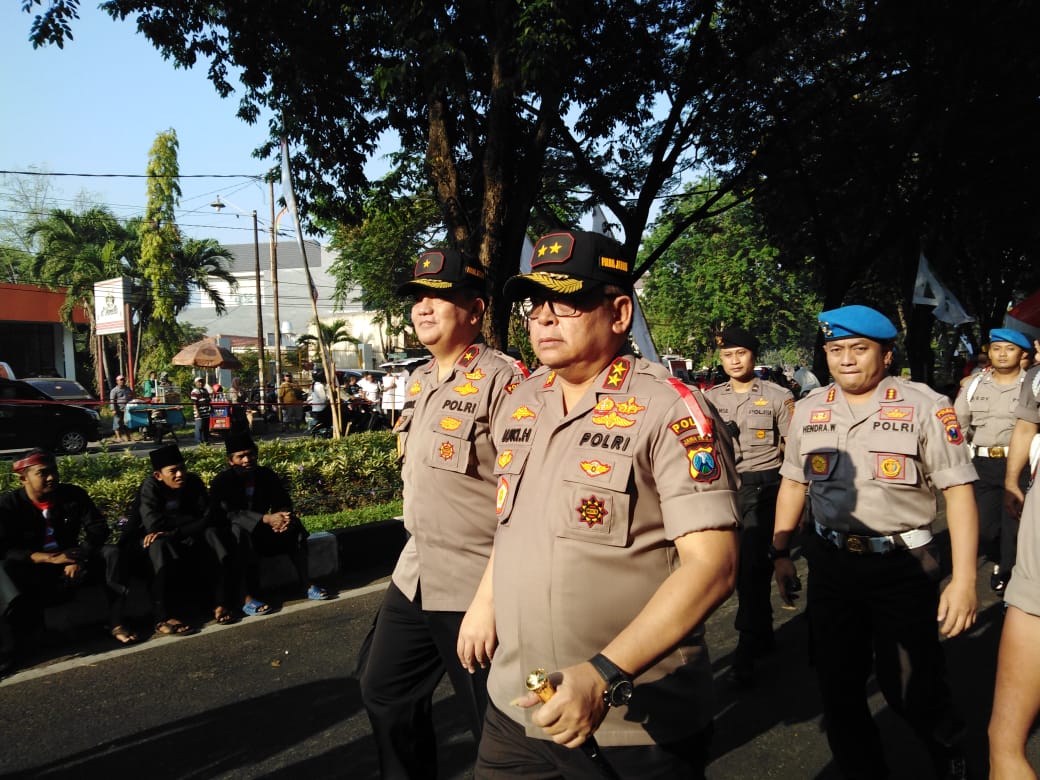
{"left": 589, "top": 653, "right": 630, "bottom": 685}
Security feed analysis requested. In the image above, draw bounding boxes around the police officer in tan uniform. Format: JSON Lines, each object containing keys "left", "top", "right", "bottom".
{"left": 1004, "top": 361, "right": 1040, "bottom": 523}
{"left": 705, "top": 326, "right": 793, "bottom": 685}
{"left": 954, "top": 328, "right": 1033, "bottom": 593}
{"left": 359, "top": 249, "right": 527, "bottom": 779}
{"left": 771, "top": 305, "right": 978, "bottom": 780}
{"left": 990, "top": 361, "right": 1040, "bottom": 777}
{"left": 469, "top": 230, "right": 740, "bottom": 779}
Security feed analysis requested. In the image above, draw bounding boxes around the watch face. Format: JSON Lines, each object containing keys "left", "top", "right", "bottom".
{"left": 609, "top": 679, "right": 634, "bottom": 707}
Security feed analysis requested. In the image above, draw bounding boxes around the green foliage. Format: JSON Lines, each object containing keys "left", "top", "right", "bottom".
{"left": 138, "top": 129, "right": 182, "bottom": 322}
{"left": 641, "top": 181, "right": 822, "bottom": 368}
{"left": 302, "top": 499, "right": 403, "bottom": 533}
{"left": 0, "top": 433, "right": 402, "bottom": 532}
{"left": 325, "top": 168, "right": 442, "bottom": 354}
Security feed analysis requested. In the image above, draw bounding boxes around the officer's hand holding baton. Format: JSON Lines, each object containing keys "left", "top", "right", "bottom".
{"left": 524, "top": 668, "right": 621, "bottom": 780}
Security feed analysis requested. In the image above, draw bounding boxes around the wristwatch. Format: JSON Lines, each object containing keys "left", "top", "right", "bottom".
{"left": 767, "top": 544, "right": 790, "bottom": 561}
{"left": 588, "top": 653, "right": 634, "bottom": 708}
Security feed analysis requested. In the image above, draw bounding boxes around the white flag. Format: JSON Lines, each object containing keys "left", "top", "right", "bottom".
{"left": 912, "top": 253, "right": 973, "bottom": 325}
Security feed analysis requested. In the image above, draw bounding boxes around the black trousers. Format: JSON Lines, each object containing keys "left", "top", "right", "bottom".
{"left": 360, "top": 581, "right": 489, "bottom": 780}
{"left": 734, "top": 472, "right": 780, "bottom": 641}
{"left": 231, "top": 521, "right": 309, "bottom": 598}
{"left": 0, "top": 545, "right": 128, "bottom": 629}
{"left": 973, "top": 456, "right": 1028, "bottom": 570}
{"left": 805, "top": 532, "right": 965, "bottom": 779}
{"left": 132, "top": 529, "right": 234, "bottom": 623}
{"left": 475, "top": 701, "right": 711, "bottom": 779}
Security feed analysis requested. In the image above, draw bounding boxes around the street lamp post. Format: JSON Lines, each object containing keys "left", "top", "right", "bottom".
{"left": 211, "top": 196, "right": 266, "bottom": 407}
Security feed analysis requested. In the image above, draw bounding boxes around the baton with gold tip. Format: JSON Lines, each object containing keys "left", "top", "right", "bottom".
{"left": 526, "top": 669, "right": 623, "bottom": 780}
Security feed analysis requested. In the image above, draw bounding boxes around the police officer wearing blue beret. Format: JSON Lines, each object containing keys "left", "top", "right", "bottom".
{"left": 771, "top": 305, "right": 978, "bottom": 779}
{"left": 954, "top": 328, "right": 1034, "bottom": 594}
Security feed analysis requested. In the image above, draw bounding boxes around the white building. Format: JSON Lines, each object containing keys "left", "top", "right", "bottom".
{"left": 177, "top": 239, "right": 391, "bottom": 375}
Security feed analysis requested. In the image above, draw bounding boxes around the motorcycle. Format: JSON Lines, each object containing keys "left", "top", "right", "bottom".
{"left": 308, "top": 395, "right": 391, "bottom": 438}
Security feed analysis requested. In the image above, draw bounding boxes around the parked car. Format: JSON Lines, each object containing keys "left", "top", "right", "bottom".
{"left": 0, "top": 377, "right": 102, "bottom": 454}
{"left": 21, "top": 377, "right": 98, "bottom": 404}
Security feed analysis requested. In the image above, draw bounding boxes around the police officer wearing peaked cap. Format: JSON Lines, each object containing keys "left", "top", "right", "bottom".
{"left": 954, "top": 327, "right": 1033, "bottom": 594}
{"left": 705, "top": 325, "right": 793, "bottom": 686}
{"left": 471, "top": 229, "right": 740, "bottom": 778}
{"left": 359, "top": 247, "right": 528, "bottom": 779}
{"left": 771, "top": 304, "right": 978, "bottom": 779}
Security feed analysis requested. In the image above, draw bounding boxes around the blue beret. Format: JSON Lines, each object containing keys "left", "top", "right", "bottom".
{"left": 989, "top": 328, "right": 1032, "bottom": 351}
{"left": 818, "top": 305, "right": 898, "bottom": 342}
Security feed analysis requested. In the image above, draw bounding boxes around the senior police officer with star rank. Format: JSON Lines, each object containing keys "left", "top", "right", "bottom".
{"left": 466, "top": 230, "right": 740, "bottom": 779}
{"left": 359, "top": 248, "right": 528, "bottom": 779}
{"left": 705, "top": 326, "right": 794, "bottom": 685}
{"left": 771, "top": 305, "right": 978, "bottom": 780}
{"left": 953, "top": 328, "right": 1034, "bottom": 594}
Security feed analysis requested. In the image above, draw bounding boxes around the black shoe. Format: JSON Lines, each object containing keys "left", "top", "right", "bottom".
{"left": 727, "top": 656, "right": 755, "bottom": 687}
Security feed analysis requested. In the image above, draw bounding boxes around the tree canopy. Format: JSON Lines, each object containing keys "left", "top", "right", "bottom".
{"left": 640, "top": 181, "right": 821, "bottom": 367}
{"left": 22, "top": 1, "right": 1040, "bottom": 379}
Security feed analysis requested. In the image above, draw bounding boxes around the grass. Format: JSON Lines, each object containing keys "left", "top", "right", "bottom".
{"left": 301, "top": 499, "right": 403, "bottom": 533}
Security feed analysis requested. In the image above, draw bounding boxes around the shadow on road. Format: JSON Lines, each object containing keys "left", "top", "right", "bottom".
{"left": 3, "top": 675, "right": 475, "bottom": 780}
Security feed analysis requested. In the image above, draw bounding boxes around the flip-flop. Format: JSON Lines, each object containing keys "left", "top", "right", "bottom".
{"left": 155, "top": 619, "right": 192, "bottom": 635}
{"left": 307, "top": 585, "right": 331, "bottom": 601}
{"left": 110, "top": 625, "right": 138, "bottom": 644}
{"left": 242, "top": 599, "right": 270, "bottom": 616}
{"left": 214, "top": 607, "right": 235, "bottom": 624}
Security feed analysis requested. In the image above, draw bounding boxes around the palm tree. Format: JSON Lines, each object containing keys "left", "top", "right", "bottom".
{"left": 296, "top": 318, "right": 360, "bottom": 368}
{"left": 130, "top": 233, "right": 239, "bottom": 355}
{"left": 28, "top": 207, "right": 137, "bottom": 380}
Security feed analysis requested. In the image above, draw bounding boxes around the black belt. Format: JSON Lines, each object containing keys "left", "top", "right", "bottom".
{"left": 740, "top": 469, "right": 780, "bottom": 486}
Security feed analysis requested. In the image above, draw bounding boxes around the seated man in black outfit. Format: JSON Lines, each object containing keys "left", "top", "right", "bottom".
{"left": 209, "top": 432, "right": 330, "bottom": 616}
{"left": 124, "top": 444, "right": 236, "bottom": 634}
{"left": 0, "top": 450, "right": 133, "bottom": 676}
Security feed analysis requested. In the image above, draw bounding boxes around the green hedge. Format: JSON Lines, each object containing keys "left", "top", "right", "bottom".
{"left": 0, "top": 433, "right": 402, "bottom": 533}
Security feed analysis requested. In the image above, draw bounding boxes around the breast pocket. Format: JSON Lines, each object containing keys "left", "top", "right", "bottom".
{"left": 870, "top": 433, "right": 920, "bottom": 486}
{"left": 426, "top": 415, "right": 476, "bottom": 474}
{"left": 746, "top": 414, "right": 774, "bottom": 447}
{"left": 557, "top": 457, "right": 633, "bottom": 547}
{"left": 800, "top": 431, "right": 838, "bottom": 482}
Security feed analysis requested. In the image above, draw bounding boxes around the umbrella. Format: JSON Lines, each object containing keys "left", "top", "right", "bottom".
{"left": 171, "top": 339, "right": 243, "bottom": 370}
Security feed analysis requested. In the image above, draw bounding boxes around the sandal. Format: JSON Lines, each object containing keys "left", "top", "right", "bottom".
{"left": 155, "top": 618, "right": 192, "bottom": 635}
{"left": 307, "top": 585, "right": 331, "bottom": 601}
{"left": 214, "top": 607, "right": 235, "bottom": 625}
{"left": 110, "top": 625, "right": 138, "bottom": 645}
{"left": 242, "top": 599, "right": 271, "bottom": 616}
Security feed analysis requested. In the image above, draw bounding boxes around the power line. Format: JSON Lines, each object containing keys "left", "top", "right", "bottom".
{"left": 0, "top": 169, "right": 262, "bottom": 179}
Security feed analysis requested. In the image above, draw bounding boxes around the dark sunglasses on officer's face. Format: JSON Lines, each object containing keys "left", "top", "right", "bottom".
{"left": 521, "top": 289, "right": 619, "bottom": 319}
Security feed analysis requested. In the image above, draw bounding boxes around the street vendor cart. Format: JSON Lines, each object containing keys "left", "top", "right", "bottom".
{"left": 125, "top": 399, "right": 185, "bottom": 444}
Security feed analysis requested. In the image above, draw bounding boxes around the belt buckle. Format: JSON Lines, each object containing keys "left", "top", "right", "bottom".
{"left": 988, "top": 447, "right": 1004, "bottom": 458}
{"left": 844, "top": 535, "right": 867, "bottom": 554}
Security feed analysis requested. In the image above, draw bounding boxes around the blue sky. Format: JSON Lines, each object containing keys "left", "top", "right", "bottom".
{"left": 0, "top": 5, "right": 391, "bottom": 247}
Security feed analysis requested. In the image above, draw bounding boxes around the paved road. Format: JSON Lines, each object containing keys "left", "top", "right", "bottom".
{"left": 1, "top": 532, "right": 1036, "bottom": 779}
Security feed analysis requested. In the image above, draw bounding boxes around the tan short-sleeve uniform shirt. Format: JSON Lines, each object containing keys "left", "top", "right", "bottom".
{"left": 391, "top": 345, "right": 527, "bottom": 612}
{"left": 705, "top": 378, "right": 794, "bottom": 473}
{"left": 953, "top": 371, "right": 1024, "bottom": 448}
{"left": 1006, "top": 366, "right": 1040, "bottom": 614}
{"left": 780, "top": 376, "right": 977, "bottom": 536}
{"left": 488, "top": 354, "right": 740, "bottom": 746}
{"left": 1014, "top": 365, "right": 1040, "bottom": 425}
